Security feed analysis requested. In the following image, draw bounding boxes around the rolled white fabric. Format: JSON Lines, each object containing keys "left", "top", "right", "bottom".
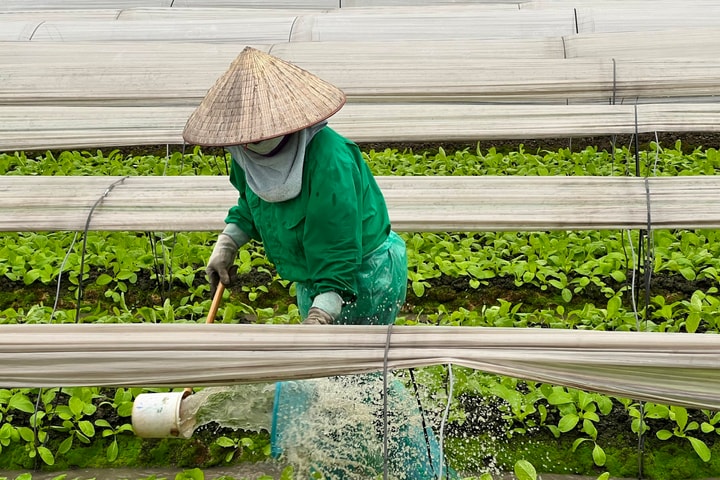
{"left": 1, "top": 323, "right": 719, "bottom": 410}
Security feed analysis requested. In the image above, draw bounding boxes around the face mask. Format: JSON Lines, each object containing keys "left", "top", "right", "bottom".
{"left": 245, "top": 136, "right": 285, "bottom": 155}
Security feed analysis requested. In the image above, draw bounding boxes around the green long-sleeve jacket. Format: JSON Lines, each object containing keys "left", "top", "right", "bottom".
{"left": 225, "top": 127, "right": 391, "bottom": 302}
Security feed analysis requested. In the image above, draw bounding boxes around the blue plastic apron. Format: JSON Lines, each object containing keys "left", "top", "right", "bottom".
{"left": 270, "top": 232, "right": 455, "bottom": 478}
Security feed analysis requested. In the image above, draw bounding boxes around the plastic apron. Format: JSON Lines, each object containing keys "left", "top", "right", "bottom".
{"left": 271, "top": 232, "right": 455, "bottom": 479}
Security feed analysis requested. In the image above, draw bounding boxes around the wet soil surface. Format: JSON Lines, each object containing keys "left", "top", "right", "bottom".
{"left": 0, "top": 466, "right": 654, "bottom": 480}
{"left": 10, "top": 465, "right": 720, "bottom": 480}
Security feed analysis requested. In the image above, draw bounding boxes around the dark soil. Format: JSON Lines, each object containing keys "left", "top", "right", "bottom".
{"left": 0, "top": 265, "right": 712, "bottom": 325}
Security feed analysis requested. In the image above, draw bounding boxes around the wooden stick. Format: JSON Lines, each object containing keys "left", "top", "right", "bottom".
{"left": 205, "top": 282, "right": 225, "bottom": 326}
{"left": 184, "top": 283, "right": 225, "bottom": 394}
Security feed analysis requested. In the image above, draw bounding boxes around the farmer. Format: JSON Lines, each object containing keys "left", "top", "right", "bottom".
{"left": 183, "top": 46, "right": 450, "bottom": 478}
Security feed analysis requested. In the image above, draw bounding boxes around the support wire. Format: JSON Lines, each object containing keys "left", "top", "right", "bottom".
{"left": 74, "top": 177, "right": 129, "bottom": 321}
{"left": 382, "top": 323, "right": 393, "bottom": 480}
{"left": 409, "top": 368, "right": 436, "bottom": 475}
{"left": 438, "top": 364, "right": 454, "bottom": 479}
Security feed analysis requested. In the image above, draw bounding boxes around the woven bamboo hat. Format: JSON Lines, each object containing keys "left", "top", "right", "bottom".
{"left": 183, "top": 46, "right": 346, "bottom": 146}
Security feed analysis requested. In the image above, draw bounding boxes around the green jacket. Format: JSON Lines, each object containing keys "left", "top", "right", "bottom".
{"left": 225, "top": 127, "right": 390, "bottom": 302}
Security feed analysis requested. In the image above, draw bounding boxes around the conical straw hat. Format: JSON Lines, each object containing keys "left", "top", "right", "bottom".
{"left": 183, "top": 46, "right": 346, "bottom": 146}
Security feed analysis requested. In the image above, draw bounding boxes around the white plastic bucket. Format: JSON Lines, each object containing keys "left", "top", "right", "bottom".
{"left": 132, "top": 391, "right": 190, "bottom": 439}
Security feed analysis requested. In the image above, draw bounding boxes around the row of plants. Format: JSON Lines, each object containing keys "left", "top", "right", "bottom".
{"left": 1, "top": 142, "right": 719, "bottom": 479}
{"left": 5, "top": 225, "right": 720, "bottom": 333}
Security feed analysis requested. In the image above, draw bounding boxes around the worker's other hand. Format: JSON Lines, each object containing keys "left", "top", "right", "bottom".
{"left": 206, "top": 233, "right": 239, "bottom": 297}
{"left": 303, "top": 307, "right": 334, "bottom": 325}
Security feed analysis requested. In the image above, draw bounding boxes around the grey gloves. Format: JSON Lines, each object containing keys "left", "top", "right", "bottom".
{"left": 207, "top": 224, "right": 250, "bottom": 297}
{"left": 206, "top": 233, "right": 239, "bottom": 297}
{"left": 302, "top": 291, "right": 343, "bottom": 325}
{"left": 208, "top": 224, "right": 344, "bottom": 326}
{"left": 303, "top": 307, "right": 334, "bottom": 325}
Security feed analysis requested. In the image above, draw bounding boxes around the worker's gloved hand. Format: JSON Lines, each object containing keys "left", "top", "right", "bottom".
{"left": 303, "top": 307, "right": 334, "bottom": 325}
{"left": 206, "top": 233, "right": 239, "bottom": 297}
{"left": 302, "top": 291, "right": 343, "bottom": 325}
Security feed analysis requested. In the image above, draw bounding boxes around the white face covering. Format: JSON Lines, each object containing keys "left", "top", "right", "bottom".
{"left": 245, "top": 136, "right": 285, "bottom": 155}
{"left": 227, "top": 121, "right": 328, "bottom": 203}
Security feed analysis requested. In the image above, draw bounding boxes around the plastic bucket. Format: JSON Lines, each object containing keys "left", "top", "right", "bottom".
{"left": 132, "top": 391, "right": 190, "bottom": 439}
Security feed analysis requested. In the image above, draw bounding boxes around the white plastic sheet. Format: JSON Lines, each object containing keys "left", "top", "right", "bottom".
{"left": 1, "top": 324, "right": 719, "bottom": 410}
{"left": 5, "top": 175, "right": 720, "bottom": 232}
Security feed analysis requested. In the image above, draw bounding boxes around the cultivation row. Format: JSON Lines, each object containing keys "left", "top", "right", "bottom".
{"left": 1, "top": 143, "right": 720, "bottom": 479}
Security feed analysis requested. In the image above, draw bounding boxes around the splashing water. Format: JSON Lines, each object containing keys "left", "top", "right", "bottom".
{"left": 178, "top": 374, "right": 443, "bottom": 479}
{"left": 178, "top": 383, "right": 276, "bottom": 438}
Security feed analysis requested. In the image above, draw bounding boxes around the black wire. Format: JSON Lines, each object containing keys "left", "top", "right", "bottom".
{"left": 74, "top": 177, "right": 129, "bottom": 322}
{"left": 637, "top": 161, "right": 655, "bottom": 480}
{"left": 382, "top": 323, "right": 393, "bottom": 480}
{"left": 408, "top": 368, "right": 436, "bottom": 475}
{"left": 634, "top": 104, "right": 642, "bottom": 177}
{"left": 642, "top": 176, "right": 654, "bottom": 329}
{"left": 146, "top": 232, "right": 166, "bottom": 305}
{"left": 612, "top": 58, "right": 617, "bottom": 106}
{"left": 573, "top": 8, "right": 579, "bottom": 34}
{"left": 633, "top": 102, "right": 652, "bottom": 480}
{"left": 32, "top": 391, "right": 42, "bottom": 470}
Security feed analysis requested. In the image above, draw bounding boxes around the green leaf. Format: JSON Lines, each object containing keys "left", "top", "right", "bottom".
{"left": 240, "top": 437, "right": 254, "bottom": 448}
{"left": 583, "top": 411, "right": 600, "bottom": 422}
{"left": 411, "top": 280, "right": 425, "bottom": 297}
{"left": 657, "top": 429, "right": 673, "bottom": 440}
{"left": 596, "top": 395, "right": 614, "bottom": 415}
{"left": 216, "top": 437, "right": 237, "bottom": 448}
{"left": 107, "top": 438, "right": 119, "bottom": 462}
{"left": 561, "top": 288, "right": 572, "bottom": 303}
{"left": 572, "top": 437, "right": 590, "bottom": 451}
{"left": 513, "top": 459, "right": 537, "bottom": 480}
{"left": 279, "top": 466, "right": 294, "bottom": 480}
{"left": 69, "top": 396, "right": 84, "bottom": 418}
{"left": 9, "top": 393, "right": 36, "bottom": 414}
{"left": 117, "top": 423, "right": 134, "bottom": 433}
{"left": 94, "top": 419, "right": 111, "bottom": 428}
{"left": 610, "top": 270, "right": 626, "bottom": 282}
{"left": 17, "top": 427, "right": 34, "bottom": 442}
{"left": 0, "top": 423, "right": 14, "bottom": 440}
{"left": 583, "top": 419, "right": 598, "bottom": 439}
{"left": 672, "top": 405, "right": 689, "bottom": 431}
{"left": 679, "top": 267, "right": 696, "bottom": 281}
{"left": 606, "top": 295, "right": 621, "bottom": 318}
{"left": 96, "top": 274, "right": 113, "bottom": 286}
{"left": 688, "top": 436, "right": 711, "bottom": 462}
{"left": 596, "top": 473, "right": 611, "bottom": 480}
{"left": 117, "top": 402, "right": 133, "bottom": 417}
{"left": 58, "top": 436, "right": 73, "bottom": 455}
{"left": 592, "top": 443, "right": 606, "bottom": 466}
{"left": 558, "top": 414, "right": 579, "bottom": 432}
{"left": 175, "top": 468, "right": 204, "bottom": 480}
{"left": 23, "top": 270, "right": 41, "bottom": 285}
{"left": 78, "top": 420, "right": 95, "bottom": 438}
{"left": 547, "top": 390, "right": 573, "bottom": 405}
{"left": 38, "top": 446, "right": 55, "bottom": 465}
{"left": 685, "top": 312, "right": 701, "bottom": 333}
{"left": 701, "top": 422, "right": 715, "bottom": 434}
